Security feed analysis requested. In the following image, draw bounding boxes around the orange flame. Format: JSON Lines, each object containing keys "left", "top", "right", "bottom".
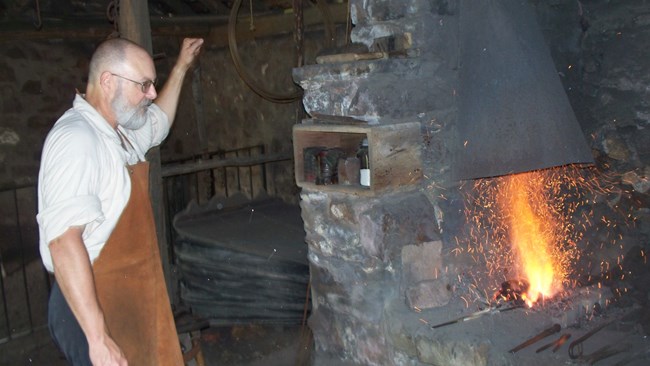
{"left": 457, "top": 164, "right": 627, "bottom": 309}
{"left": 499, "top": 173, "right": 563, "bottom": 305}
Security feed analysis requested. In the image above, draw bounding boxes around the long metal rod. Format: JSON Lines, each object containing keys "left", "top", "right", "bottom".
{"left": 536, "top": 333, "right": 571, "bottom": 353}
{"left": 161, "top": 152, "right": 291, "bottom": 177}
{"left": 509, "top": 323, "right": 561, "bottom": 353}
{"left": 431, "top": 305, "right": 523, "bottom": 329}
{"left": 568, "top": 319, "right": 616, "bottom": 359}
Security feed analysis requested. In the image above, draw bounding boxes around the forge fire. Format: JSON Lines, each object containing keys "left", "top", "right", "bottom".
{"left": 458, "top": 164, "right": 633, "bottom": 308}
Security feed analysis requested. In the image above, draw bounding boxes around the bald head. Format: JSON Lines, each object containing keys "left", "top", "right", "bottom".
{"left": 88, "top": 38, "right": 152, "bottom": 84}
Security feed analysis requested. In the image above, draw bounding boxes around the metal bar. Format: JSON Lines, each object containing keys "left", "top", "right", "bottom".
{"left": 248, "top": 157, "right": 254, "bottom": 198}
{"left": 431, "top": 305, "right": 522, "bottom": 329}
{"left": 568, "top": 319, "right": 616, "bottom": 359}
{"left": 236, "top": 150, "right": 242, "bottom": 194}
{"left": 509, "top": 324, "right": 561, "bottom": 353}
{"left": 536, "top": 333, "right": 571, "bottom": 353}
{"left": 161, "top": 152, "right": 292, "bottom": 177}
{"left": 261, "top": 145, "right": 268, "bottom": 193}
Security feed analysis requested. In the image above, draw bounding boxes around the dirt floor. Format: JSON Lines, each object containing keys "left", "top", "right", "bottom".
{"left": 0, "top": 324, "right": 311, "bottom": 366}
{"left": 199, "top": 324, "right": 312, "bottom": 366}
{"left": 1, "top": 303, "right": 648, "bottom": 366}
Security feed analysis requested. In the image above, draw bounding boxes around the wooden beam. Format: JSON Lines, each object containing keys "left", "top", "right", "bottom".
{"left": 119, "top": 0, "right": 153, "bottom": 52}
{"left": 201, "top": 2, "right": 347, "bottom": 48}
{"left": 0, "top": 2, "right": 348, "bottom": 44}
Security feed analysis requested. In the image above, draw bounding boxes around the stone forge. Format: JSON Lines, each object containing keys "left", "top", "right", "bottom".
{"left": 292, "top": 0, "right": 649, "bottom": 365}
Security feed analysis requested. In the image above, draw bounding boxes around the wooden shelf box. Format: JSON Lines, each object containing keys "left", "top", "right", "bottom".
{"left": 293, "top": 120, "right": 423, "bottom": 195}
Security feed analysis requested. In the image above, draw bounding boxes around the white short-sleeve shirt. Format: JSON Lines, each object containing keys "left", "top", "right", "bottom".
{"left": 37, "top": 94, "right": 170, "bottom": 272}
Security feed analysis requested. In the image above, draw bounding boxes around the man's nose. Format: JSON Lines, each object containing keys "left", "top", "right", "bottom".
{"left": 146, "top": 85, "right": 157, "bottom": 99}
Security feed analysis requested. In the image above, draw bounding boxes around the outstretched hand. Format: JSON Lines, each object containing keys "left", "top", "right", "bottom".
{"left": 177, "top": 38, "right": 204, "bottom": 71}
{"left": 153, "top": 37, "right": 205, "bottom": 123}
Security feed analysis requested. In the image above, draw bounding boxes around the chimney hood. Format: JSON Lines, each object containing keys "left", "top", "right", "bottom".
{"left": 451, "top": 0, "right": 594, "bottom": 181}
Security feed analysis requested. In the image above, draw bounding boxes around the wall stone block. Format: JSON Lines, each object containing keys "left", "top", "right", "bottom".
{"left": 414, "top": 335, "right": 492, "bottom": 366}
{"left": 401, "top": 241, "right": 442, "bottom": 282}
{"left": 294, "top": 57, "right": 446, "bottom": 122}
{"left": 405, "top": 279, "right": 450, "bottom": 310}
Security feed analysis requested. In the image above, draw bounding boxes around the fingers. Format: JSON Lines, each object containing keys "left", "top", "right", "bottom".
{"left": 177, "top": 38, "right": 204, "bottom": 70}
{"left": 183, "top": 38, "right": 204, "bottom": 57}
{"left": 88, "top": 334, "right": 128, "bottom": 366}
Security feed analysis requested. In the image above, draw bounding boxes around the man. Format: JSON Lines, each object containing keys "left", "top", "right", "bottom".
{"left": 36, "top": 37, "right": 204, "bottom": 365}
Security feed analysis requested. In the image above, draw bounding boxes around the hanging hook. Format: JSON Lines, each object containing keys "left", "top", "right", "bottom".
{"left": 107, "top": 0, "right": 121, "bottom": 36}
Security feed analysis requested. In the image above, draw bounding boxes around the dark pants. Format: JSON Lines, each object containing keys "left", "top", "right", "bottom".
{"left": 48, "top": 281, "right": 92, "bottom": 366}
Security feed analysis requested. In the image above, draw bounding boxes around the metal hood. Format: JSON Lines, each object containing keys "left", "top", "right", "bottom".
{"left": 451, "top": 0, "right": 594, "bottom": 181}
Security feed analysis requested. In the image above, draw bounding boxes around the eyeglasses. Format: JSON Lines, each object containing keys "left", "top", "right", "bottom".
{"left": 110, "top": 73, "right": 156, "bottom": 93}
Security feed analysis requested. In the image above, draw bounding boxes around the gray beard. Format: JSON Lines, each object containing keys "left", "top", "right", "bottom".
{"left": 118, "top": 107, "right": 148, "bottom": 130}
{"left": 112, "top": 93, "right": 150, "bottom": 130}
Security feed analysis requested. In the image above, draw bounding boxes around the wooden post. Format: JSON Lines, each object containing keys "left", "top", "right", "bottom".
{"left": 192, "top": 64, "right": 212, "bottom": 204}
{"left": 118, "top": 0, "right": 177, "bottom": 305}
{"left": 293, "top": 0, "right": 306, "bottom": 125}
{"left": 293, "top": 0, "right": 304, "bottom": 68}
{"left": 118, "top": 0, "right": 153, "bottom": 52}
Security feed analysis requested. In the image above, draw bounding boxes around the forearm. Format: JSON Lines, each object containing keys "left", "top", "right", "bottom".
{"left": 154, "top": 65, "right": 189, "bottom": 126}
{"left": 49, "top": 226, "right": 108, "bottom": 343}
{"left": 153, "top": 38, "right": 204, "bottom": 127}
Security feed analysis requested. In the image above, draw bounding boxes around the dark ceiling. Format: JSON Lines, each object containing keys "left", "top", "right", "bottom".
{"left": 1, "top": 0, "right": 295, "bottom": 23}
{"left": 0, "top": 0, "right": 348, "bottom": 47}
{"left": 0, "top": 0, "right": 340, "bottom": 41}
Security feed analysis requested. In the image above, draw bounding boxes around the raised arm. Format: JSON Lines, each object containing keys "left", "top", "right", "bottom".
{"left": 154, "top": 38, "right": 204, "bottom": 126}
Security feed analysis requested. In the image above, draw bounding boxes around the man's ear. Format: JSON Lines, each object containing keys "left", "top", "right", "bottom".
{"left": 99, "top": 71, "right": 114, "bottom": 92}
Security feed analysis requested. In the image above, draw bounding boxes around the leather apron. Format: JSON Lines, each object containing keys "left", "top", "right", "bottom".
{"left": 92, "top": 161, "right": 183, "bottom": 365}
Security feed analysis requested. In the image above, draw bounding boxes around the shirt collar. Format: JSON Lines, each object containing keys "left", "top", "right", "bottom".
{"left": 72, "top": 94, "right": 121, "bottom": 145}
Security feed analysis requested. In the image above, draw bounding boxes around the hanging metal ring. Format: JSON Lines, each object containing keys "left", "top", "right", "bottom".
{"left": 228, "top": 0, "right": 334, "bottom": 104}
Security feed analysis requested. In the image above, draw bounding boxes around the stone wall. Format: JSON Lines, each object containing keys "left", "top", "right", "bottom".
{"left": 0, "top": 28, "right": 336, "bottom": 203}
{"left": 534, "top": 0, "right": 650, "bottom": 290}
{"left": 301, "top": 190, "right": 442, "bottom": 365}
{"left": 294, "top": 0, "right": 459, "bottom": 364}
{"left": 294, "top": 0, "right": 650, "bottom": 365}
{"left": 0, "top": 40, "right": 89, "bottom": 189}
{"left": 536, "top": 0, "right": 650, "bottom": 184}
